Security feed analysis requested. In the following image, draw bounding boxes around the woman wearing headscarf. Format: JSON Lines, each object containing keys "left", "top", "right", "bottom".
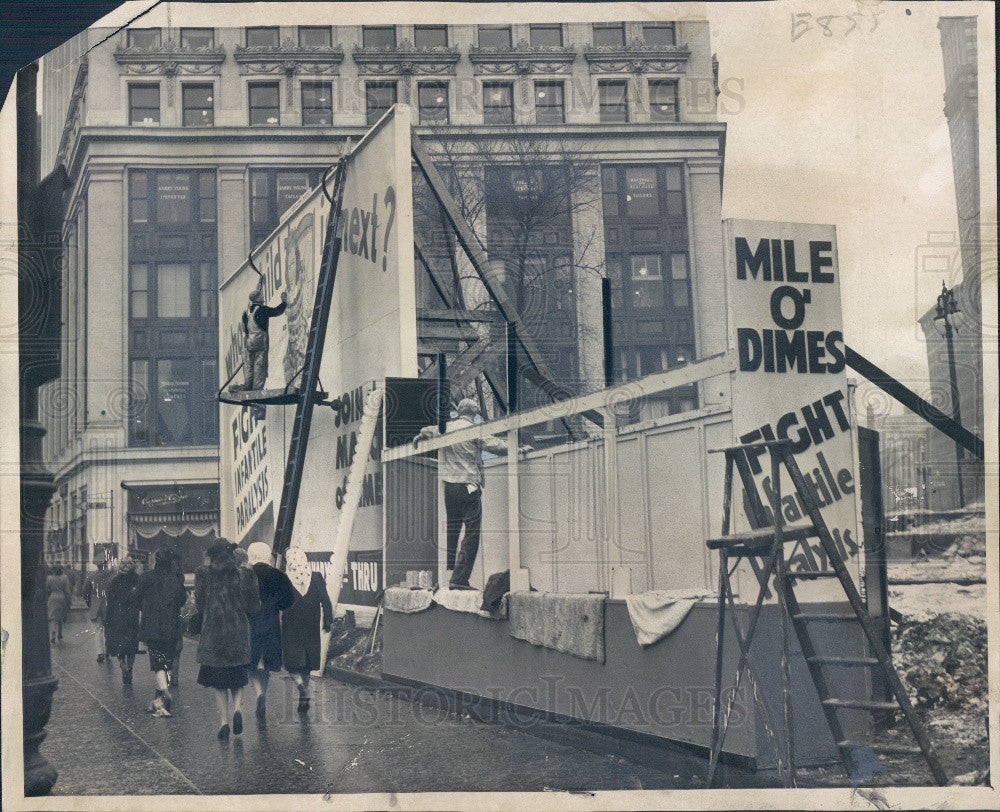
{"left": 195, "top": 539, "right": 260, "bottom": 739}
{"left": 134, "top": 546, "right": 187, "bottom": 716}
{"left": 245, "top": 542, "right": 296, "bottom": 722}
{"left": 46, "top": 564, "right": 72, "bottom": 644}
{"left": 280, "top": 547, "right": 333, "bottom": 714}
{"left": 104, "top": 557, "right": 141, "bottom": 685}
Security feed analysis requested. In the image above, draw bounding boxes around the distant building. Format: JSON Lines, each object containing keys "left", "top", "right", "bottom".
{"left": 867, "top": 412, "right": 933, "bottom": 512}
{"left": 917, "top": 16, "right": 984, "bottom": 509}
{"left": 39, "top": 18, "right": 727, "bottom": 570}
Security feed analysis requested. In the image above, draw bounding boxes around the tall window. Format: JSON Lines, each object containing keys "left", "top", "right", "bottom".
{"left": 414, "top": 25, "right": 447, "bottom": 48}
{"left": 128, "top": 169, "right": 218, "bottom": 447}
{"left": 301, "top": 81, "right": 333, "bottom": 125}
{"left": 246, "top": 27, "right": 279, "bottom": 47}
{"left": 483, "top": 82, "right": 514, "bottom": 125}
{"left": 478, "top": 25, "right": 512, "bottom": 48}
{"left": 249, "top": 168, "right": 326, "bottom": 246}
{"left": 248, "top": 82, "right": 280, "bottom": 126}
{"left": 598, "top": 80, "right": 628, "bottom": 122}
{"left": 362, "top": 26, "right": 396, "bottom": 48}
{"left": 649, "top": 79, "right": 679, "bottom": 122}
{"left": 365, "top": 81, "right": 397, "bottom": 125}
{"left": 182, "top": 84, "right": 214, "bottom": 126}
{"left": 129, "top": 84, "right": 160, "bottom": 125}
{"left": 534, "top": 81, "right": 565, "bottom": 124}
{"left": 643, "top": 23, "right": 676, "bottom": 46}
{"left": 593, "top": 22, "right": 625, "bottom": 47}
{"left": 180, "top": 28, "right": 214, "bottom": 49}
{"left": 298, "top": 26, "right": 332, "bottom": 47}
{"left": 601, "top": 163, "right": 694, "bottom": 412}
{"left": 529, "top": 24, "right": 563, "bottom": 46}
{"left": 127, "top": 29, "right": 161, "bottom": 48}
{"left": 417, "top": 82, "right": 449, "bottom": 124}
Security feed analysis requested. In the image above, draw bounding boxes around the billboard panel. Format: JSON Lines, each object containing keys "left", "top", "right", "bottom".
{"left": 723, "top": 220, "right": 861, "bottom": 600}
{"left": 219, "top": 106, "right": 416, "bottom": 596}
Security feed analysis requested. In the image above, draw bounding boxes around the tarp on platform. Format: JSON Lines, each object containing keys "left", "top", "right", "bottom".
{"left": 508, "top": 593, "right": 605, "bottom": 662}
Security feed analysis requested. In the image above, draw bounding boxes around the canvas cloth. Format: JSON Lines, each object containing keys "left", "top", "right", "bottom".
{"left": 433, "top": 587, "right": 508, "bottom": 619}
{"left": 508, "top": 593, "right": 605, "bottom": 662}
{"left": 383, "top": 586, "right": 434, "bottom": 614}
{"left": 623, "top": 590, "right": 712, "bottom": 647}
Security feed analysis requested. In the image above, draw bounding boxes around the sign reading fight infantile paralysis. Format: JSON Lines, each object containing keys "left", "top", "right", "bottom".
{"left": 723, "top": 220, "right": 862, "bottom": 598}
{"left": 218, "top": 106, "right": 416, "bottom": 606}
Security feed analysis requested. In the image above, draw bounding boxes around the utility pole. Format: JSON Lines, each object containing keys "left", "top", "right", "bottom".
{"left": 934, "top": 282, "right": 965, "bottom": 508}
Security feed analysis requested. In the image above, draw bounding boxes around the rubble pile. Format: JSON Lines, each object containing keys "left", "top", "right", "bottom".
{"left": 893, "top": 613, "right": 988, "bottom": 710}
{"left": 325, "top": 616, "right": 382, "bottom": 676}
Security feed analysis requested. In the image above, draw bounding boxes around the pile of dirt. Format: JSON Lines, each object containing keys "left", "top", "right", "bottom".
{"left": 893, "top": 613, "right": 988, "bottom": 711}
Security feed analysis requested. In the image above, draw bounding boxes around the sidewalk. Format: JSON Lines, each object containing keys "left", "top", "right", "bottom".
{"left": 43, "top": 610, "right": 699, "bottom": 796}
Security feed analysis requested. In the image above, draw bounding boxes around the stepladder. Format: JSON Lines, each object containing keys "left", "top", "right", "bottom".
{"left": 705, "top": 440, "right": 947, "bottom": 788}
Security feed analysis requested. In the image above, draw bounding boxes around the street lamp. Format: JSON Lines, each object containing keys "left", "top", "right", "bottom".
{"left": 934, "top": 281, "right": 965, "bottom": 508}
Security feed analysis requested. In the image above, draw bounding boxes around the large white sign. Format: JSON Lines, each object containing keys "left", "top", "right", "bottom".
{"left": 218, "top": 106, "right": 417, "bottom": 581}
{"left": 724, "top": 220, "right": 861, "bottom": 599}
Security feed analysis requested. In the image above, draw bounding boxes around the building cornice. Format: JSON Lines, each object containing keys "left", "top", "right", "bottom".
{"left": 113, "top": 40, "right": 227, "bottom": 76}
{"left": 468, "top": 41, "right": 577, "bottom": 75}
{"left": 233, "top": 38, "right": 344, "bottom": 76}
{"left": 353, "top": 40, "right": 461, "bottom": 76}
{"left": 55, "top": 57, "right": 88, "bottom": 170}
{"left": 582, "top": 39, "right": 690, "bottom": 74}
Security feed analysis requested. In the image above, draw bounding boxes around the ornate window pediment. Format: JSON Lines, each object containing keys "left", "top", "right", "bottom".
{"left": 114, "top": 38, "right": 226, "bottom": 76}
{"left": 583, "top": 37, "right": 690, "bottom": 74}
{"left": 352, "top": 40, "right": 460, "bottom": 76}
{"left": 468, "top": 39, "right": 576, "bottom": 75}
{"left": 233, "top": 37, "right": 345, "bottom": 76}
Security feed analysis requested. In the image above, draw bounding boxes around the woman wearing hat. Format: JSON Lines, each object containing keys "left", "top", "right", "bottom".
{"left": 46, "top": 564, "right": 72, "bottom": 644}
{"left": 194, "top": 539, "right": 260, "bottom": 739}
{"left": 104, "top": 557, "right": 141, "bottom": 685}
{"left": 133, "top": 546, "right": 187, "bottom": 717}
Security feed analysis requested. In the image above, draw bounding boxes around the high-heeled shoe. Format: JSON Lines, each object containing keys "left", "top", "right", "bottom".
{"left": 232, "top": 711, "right": 243, "bottom": 735}
{"left": 217, "top": 723, "right": 230, "bottom": 740}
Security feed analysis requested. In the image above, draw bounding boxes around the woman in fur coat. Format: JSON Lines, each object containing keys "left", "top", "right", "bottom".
{"left": 104, "top": 557, "right": 141, "bottom": 685}
{"left": 195, "top": 540, "right": 260, "bottom": 739}
{"left": 134, "top": 546, "right": 187, "bottom": 716}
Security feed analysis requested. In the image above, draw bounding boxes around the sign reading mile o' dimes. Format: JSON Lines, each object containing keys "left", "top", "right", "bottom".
{"left": 723, "top": 220, "right": 862, "bottom": 598}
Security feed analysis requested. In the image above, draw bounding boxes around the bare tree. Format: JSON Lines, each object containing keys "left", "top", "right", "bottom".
{"left": 412, "top": 127, "right": 607, "bottom": 432}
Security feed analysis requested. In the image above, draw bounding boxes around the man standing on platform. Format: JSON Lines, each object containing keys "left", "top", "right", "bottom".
{"left": 414, "top": 398, "right": 528, "bottom": 590}
{"left": 234, "top": 278, "right": 286, "bottom": 419}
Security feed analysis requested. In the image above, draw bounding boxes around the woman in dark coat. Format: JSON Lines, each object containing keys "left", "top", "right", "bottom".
{"left": 46, "top": 564, "right": 72, "bottom": 643}
{"left": 134, "top": 547, "right": 187, "bottom": 716}
{"left": 281, "top": 547, "right": 333, "bottom": 713}
{"left": 246, "top": 542, "right": 296, "bottom": 721}
{"left": 104, "top": 557, "right": 141, "bottom": 685}
{"left": 195, "top": 540, "right": 260, "bottom": 738}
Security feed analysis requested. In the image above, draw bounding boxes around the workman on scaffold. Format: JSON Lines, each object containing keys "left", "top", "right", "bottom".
{"left": 236, "top": 278, "right": 286, "bottom": 419}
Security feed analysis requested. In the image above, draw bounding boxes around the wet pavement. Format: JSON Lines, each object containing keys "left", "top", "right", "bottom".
{"left": 44, "top": 611, "right": 711, "bottom": 796}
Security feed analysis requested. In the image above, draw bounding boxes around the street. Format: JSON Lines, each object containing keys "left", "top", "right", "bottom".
{"left": 44, "top": 610, "right": 711, "bottom": 796}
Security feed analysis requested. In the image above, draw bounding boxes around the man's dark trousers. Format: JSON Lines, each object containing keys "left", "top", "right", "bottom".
{"left": 444, "top": 481, "right": 482, "bottom": 586}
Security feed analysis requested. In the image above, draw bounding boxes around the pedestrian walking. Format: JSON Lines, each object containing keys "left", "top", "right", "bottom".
{"left": 104, "top": 557, "right": 141, "bottom": 685}
{"left": 246, "top": 542, "right": 296, "bottom": 721}
{"left": 46, "top": 564, "right": 72, "bottom": 644}
{"left": 84, "top": 561, "right": 113, "bottom": 662}
{"left": 280, "top": 547, "right": 333, "bottom": 714}
{"left": 134, "top": 547, "right": 187, "bottom": 717}
{"left": 195, "top": 540, "right": 260, "bottom": 739}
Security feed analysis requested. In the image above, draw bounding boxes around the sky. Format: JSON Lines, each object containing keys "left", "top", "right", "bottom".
{"left": 46, "top": 1, "right": 1000, "bottom": 405}
{"left": 707, "top": 0, "right": 993, "bottom": 407}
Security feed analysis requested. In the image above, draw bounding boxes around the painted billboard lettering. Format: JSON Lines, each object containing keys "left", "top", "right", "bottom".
{"left": 724, "top": 220, "right": 862, "bottom": 597}
{"left": 219, "top": 105, "right": 416, "bottom": 611}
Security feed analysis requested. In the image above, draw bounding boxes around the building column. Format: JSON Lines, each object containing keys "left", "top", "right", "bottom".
{"left": 686, "top": 157, "right": 728, "bottom": 408}
{"left": 85, "top": 168, "right": 125, "bottom": 428}
{"left": 571, "top": 162, "right": 606, "bottom": 395}
{"left": 218, "top": 166, "right": 248, "bottom": 281}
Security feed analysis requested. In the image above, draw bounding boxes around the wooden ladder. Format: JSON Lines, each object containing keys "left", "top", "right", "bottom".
{"left": 705, "top": 440, "right": 947, "bottom": 788}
